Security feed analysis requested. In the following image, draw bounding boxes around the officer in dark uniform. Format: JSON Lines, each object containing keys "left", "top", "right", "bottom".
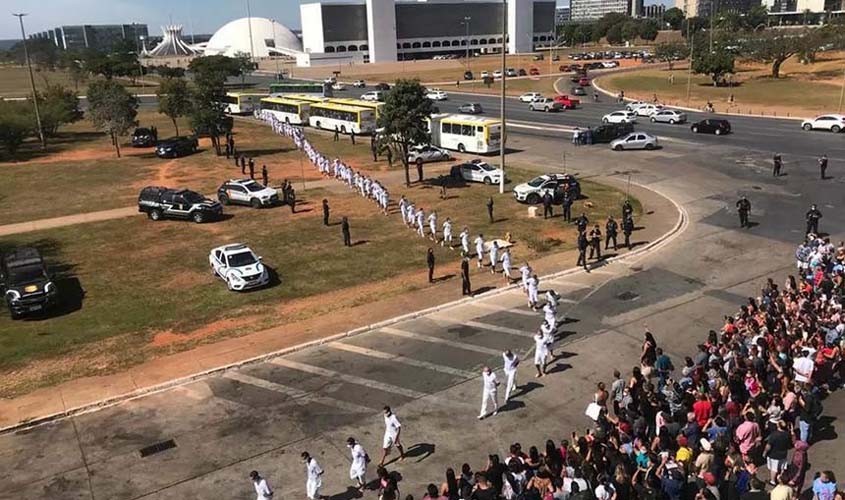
{"left": 806, "top": 204, "right": 822, "bottom": 235}
{"left": 736, "top": 196, "right": 751, "bottom": 228}
{"left": 461, "top": 256, "right": 472, "bottom": 296}
{"left": 561, "top": 189, "right": 573, "bottom": 222}
{"left": 542, "top": 192, "right": 553, "bottom": 219}
{"left": 386, "top": 147, "right": 393, "bottom": 168}
{"left": 288, "top": 186, "right": 296, "bottom": 213}
{"left": 370, "top": 136, "right": 378, "bottom": 161}
{"left": 334, "top": 126, "right": 340, "bottom": 142}
{"left": 577, "top": 231, "right": 589, "bottom": 271}
{"left": 225, "top": 141, "right": 231, "bottom": 159}
{"left": 239, "top": 155, "right": 246, "bottom": 173}
{"left": 248, "top": 159, "right": 255, "bottom": 180}
{"left": 819, "top": 154, "right": 828, "bottom": 179}
{"left": 622, "top": 216, "right": 634, "bottom": 249}
{"left": 341, "top": 216, "right": 351, "bottom": 246}
{"left": 322, "top": 199, "right": 330, "bottom": 226}
{"left": 427, "top": 247, "right": 436, "bottom": 283}
{"left": 589, "top": 224, "right": 602, "bottom": 260}
{"left": 486, "top": 197, "right": 494, "bottom": 223}
{"left": 773, "top": 153, "right": 782, "bottom": 177}
{"left": 575, "top": 213, "right": 589, "bottom": 234}
{"left": 350, "top": 129, "right": 356, "bottom": 145}
{"left": 262, "top": 165, "right": 269, "bottom": 186}
{"left": 281, "top": 179, "right": 290, "bottom": 205}
{"left": 605, "top": 215, "right": 618, "bottom": 250}
{"left": 622, "top": 200, "right": 633, "bottom": 221}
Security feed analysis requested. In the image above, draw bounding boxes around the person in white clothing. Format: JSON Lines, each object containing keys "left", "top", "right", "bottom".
{"left": 545, "top": 290, "right": 560, "bottom": 311}
{"left": 543, "top": 302, "right": 557, "bottom": 332}
{"left": 460, "top": 227, "right": 470, "bottom": 255}
{"left": 527, "top": 274, "right": 540, "bottom": 310}
{"left": 250, "top": 470, "right": 274, "bottom": 500}
{"left": 475, "top": 234, "right": 486, "bottom": 268}
{"left": 416, "top": 209, "right": 426, "bottom": 237}
{"left": 478, "top": 366, "right": 500, "bottom": 419}
{"left": 489, "top": 241, "right": 499, "bottom": 274}
{"left": 501, "top": 248, "right": 513, "bottom": 283}
{"left": 428, "top": 211, "right": 438, "bottom": 241}
{"left": 379, "top": 406, "right": 405, "bottom": 466}
{"left": 520, "top": 263, "right": 532, "bottom": 292}
{"left": 347, "top": 437, "right": 368, "bottom": 489}
{"left": 302, "top": 452, "right": 324, "bottom": 500}
{"left": 540, "top": 320, "right": 556, "bottom": 360}
{"left": 503, "top": 349, "right": 520, "bottom": 401}
{"left": 534, "top": 331, "right": 550, "bottom": 377}
{"left": 405, "top": 203, "right": 415, "bottom": 226}
{"left": 442, "top": 218, "right": 453, "bottom": 248}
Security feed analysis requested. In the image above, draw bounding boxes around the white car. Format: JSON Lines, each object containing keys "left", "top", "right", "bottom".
{"left": 426, "top": 89, "right": 449, "bottom": 101}
{"left": 493, "top": 69, "right": 503, "bottom": 78}
{"left": 602, "top": 111, "right": 638, "bottom": 124}
{"left": 633, "top": 103, "right": 663, "bottom": 117}
{"left": 513, "top": 173, "right": 580, "bottom": 204}
{"left": 324, "top": 76, "right": 336, "bottom": 84}
{"left": 610, "top": 132, "right": 659, "bottom": 151}
{"left": 453, "top": 160, "right": 504, "bottom": 185}
{"left": 519, "top": 92, "right": 543, "bottom": 103}
{"left": 352, "top": 80, "right": 366, "bottom": 88}
{"left": 480, "top": 70, "right": 490, "bottom": 79}
{"left": 209, "top": 243, "right": 270, "bottom": 291}
{"left": 408, "top": 144, "right": 451, "bottom": 165}
{"left": 529, "top": 98, "right": 562, "bottom": 112}
{"left": 506, "top": 68, "right": 517, "bottom": 77}
{"left": 217, "top": 179, "right": 279, "bottom": 208}
{"left": 625, "top": 101, "right": 649, "bottom": 112}
{"left": 331, "top": 82, "right": 346, "bottom": 91}
{"left": 801, "top": 114, "right": 845, "bottom": 133}
{"left": 360, "top": 90, "right": 384, "bottom": 102}
{"left": 650, "top": 109, "right": 687, "bottom": 124}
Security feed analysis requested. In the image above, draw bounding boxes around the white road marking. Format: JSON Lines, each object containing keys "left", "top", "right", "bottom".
{"left": 269, "top": 358, "right": 427, "bottom": 399}
{"left": 470, "top": 301, "right": 537, "bottom": 316}
{"left": 328, "top": 342, "right": 476, "bottom": 379}
{"left": 463, "top": 320, "right": 535, "bottom": 338}
{"left": 380, "top": 327, "right": 502, "bottom": 356}
{"left": 224, "top": 371, "right": 373, "bottom": 413}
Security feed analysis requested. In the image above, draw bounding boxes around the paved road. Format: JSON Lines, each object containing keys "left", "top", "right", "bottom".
{"left": 3, "top": 115, "right": 845, "bottom": 499}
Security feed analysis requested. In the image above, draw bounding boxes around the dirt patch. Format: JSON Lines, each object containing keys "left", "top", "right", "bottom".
{"left": 150, "top": 316, "right": 257, "bottom": 348}
{"left": 160, "top": 270, "right": 209, "bottom": 290}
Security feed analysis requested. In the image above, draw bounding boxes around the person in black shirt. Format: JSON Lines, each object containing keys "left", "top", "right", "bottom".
{"left": 461, "top": 256, "right": 472, "bottom": 296}
{"left": 575, "top": 213, "right": 589, "bottom": 233}
{"left": 322, "top": 199, "right": 330, "bottom": 226}
{"left": 248, "top": 157, "right": 255, "bottom": 178}
{"left": 261, "top": 165, "right": 269, "bottom": 187}
{"left": 427, "top": 248, "right": 436, "bottom": 283}
{"left": 764, "top": 421, "right": 792, "bottom": 484}
{"left": 606, "top": 216, "right": 618, "bottom": 250}
{"left": 589, "top": 224, "right": 602, "bottom": 260}
{"left": 819, "top": 154, "right": 828, "bottom": 179}
{"left": 736, "top": 196, "right": 751, "bottom": 228}
{"left": 806, "top": 204, "right": 822, "bottom": 235}
{"left": 562, "top": 190, "right": 573, "bottom": 222}
{"left": 622, "top": 216, "right": 634, "bottom": 249}
{"left": 341, "top": 217, "right": 351, "bottom": 247}
{"left": 486, "top": 197, "right": 494, "bottom": 223}
{"left": 577, "top": 231, "right": 589, "bottom": 271}
{"left": 542, "top": 192, "right": 553, "bottom": 219}
{"left": 773, "top": 153, "right": 783, "bottom": 177}
{"left": 239, "top": 155, "right": 246, "bottom": 174}
{"left": 741, "top": 477, "right": 768, "bottom": 500}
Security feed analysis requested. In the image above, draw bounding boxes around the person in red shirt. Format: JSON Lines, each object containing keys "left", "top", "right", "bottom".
{"left": 692, "top": 392, "right": 713, "bottom": 428}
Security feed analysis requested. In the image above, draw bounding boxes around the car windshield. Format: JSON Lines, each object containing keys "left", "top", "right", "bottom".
{"left": 227, "top": 251, "right": 257, "bottom": 268}
{"left": 134, "top": 128, "right": 151, "bottom": 136}
{"left": 527, "top": 176, "right": 546, "bottom": 187}
{"left": 182, "top": 191, "right": 205, "bottom": 203}
{"left": 244, "top": 182, "right": 264, "bottom": 192}
{"left": 8, "top": 266, "right": 44, "bottom": 284}
{"left": 478, "top": 163, "right": 495, "bottom": 171}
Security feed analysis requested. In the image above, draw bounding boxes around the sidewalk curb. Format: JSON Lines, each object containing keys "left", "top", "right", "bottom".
{"left": 0, "top": 179, "right": 686, "bottom": 436}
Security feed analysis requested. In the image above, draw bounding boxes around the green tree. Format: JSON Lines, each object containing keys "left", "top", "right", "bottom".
{"left": 621, "top": 20, "right": 641, "bottom": 42}
{"left": 682, "top": 17, "right": 708, "bottom": 38}
{"left": 83, "top": 50, "right": 115, "bottom": 79}
{"left": 189, "top": 55, "right": 242, "bottom": 92}
{"left": 233, "top": 52, "right": 258, "bottom": 87}
{"left": 86, "top": 80, "right": 138, "bottom": 157}
{"left": 744, "top": 5, "right": 769, "bottom": 30}
{"left": 37, "top": 84, "right": 83, "bottom": 137}
{"left": 157, "top": 77, "right": 192, "bottom": 136}
{"left": 655, "top": 42, "right": 687, "bottom": 70}
{"left": 155, "top": 66, "right": 186, "bottom": 79}
{"left": 573, "top": 24, "right": 594, "bottom": 45}
{"left": 188, "top": 55, "right": 242, "bottom": 155}
{"left": 377, "top": 79, "right": 434, "bottom": 186}
{"left": 638, "top": 19, "right": 660, "bottom": 41}
{"left": 744, "top": 29, "right": 814, "bottom": 78}
{"left": 594, "top": 13, "right": 630, "bottom": 41}
{"left": 606, "top": 24, "right": 624, "bottom": 45}
{"left": 0, "top": 101, "right": 34, "bottom": 156}
{"left": 692, "top": 48, "right": 735, "bottom": 85}
{"left": 664, "top": 7, "right": 685, "bottom": 30}
{"left": 10, "top": 38, "right": 58, "bottom": 69}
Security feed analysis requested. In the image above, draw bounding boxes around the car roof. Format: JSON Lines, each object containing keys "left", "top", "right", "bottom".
{"left": 220, "top": 243, "right": 251, "bottom": 253}
{"left": 3, "top": 247, "right": 43, "bottom": 266}
{"left": 226, "top": 178, "right": 260, "bottom": 185}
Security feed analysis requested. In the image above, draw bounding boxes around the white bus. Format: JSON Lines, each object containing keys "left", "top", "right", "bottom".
{"left": 428, "top": 114, "right": 501, "bottom": 154}
{"left": 259, "top": 97, "right": 310, "bottom": 125}
{"left": 327, "top": 97, "right": 386, "bottom": 120}
{"left": 220, "top": 92, "right": 268, "bottom": 114}
{"left": 309, "top": 102, "right": 376, "bottom": 135}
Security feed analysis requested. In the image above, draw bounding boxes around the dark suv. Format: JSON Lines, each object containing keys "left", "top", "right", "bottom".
{"left": 131, "top": 127, "right": 156, "bottom": 147}
{"left": 691, "top": 119, "right": 731, "bottom": 135}
{"left": 1, "top": 247, "right": 57, "bottom": 319}
{"left": 590, "top": 123, "right": 635, "bottom": 143}
{"left": 138, "top": 186, "right": 223, "bottom": 223}
{"left": 155, "top": 136, "right": 199, "bottom": 158}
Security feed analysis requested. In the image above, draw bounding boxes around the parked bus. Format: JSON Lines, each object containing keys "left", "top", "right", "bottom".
{"left": 269, "top": 82, "right": 329, "bottom": 97}
{"left": 220, "top": 92, "right": 268, "bottom": 114}
{"left": 259, "top": 97, "right": 310, "bottom": 125}
{"left": 428, "top": 114, "right": 501, "bottom": 154}
{"left": 282, "top": 93, "right": 330, "bottom": 105}
{"left": 327, "top": 97, "right": 385, "bottom": 120}
{"left": 308, "top": 102, "right": 376, "bottom": 134}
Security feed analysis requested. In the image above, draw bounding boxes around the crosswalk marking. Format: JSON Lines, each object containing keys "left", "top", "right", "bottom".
{"left": 328, "top": 342, "right": 476, "bottom": 379}
{"left": 224, "top": 371, "right": 373, "bottom": 413}
{"left": 463, "top": 320, "right": 535, "bottom": 338}
{"left": 269, "top": 358, "right": 428, "bottom": 399}
{"left": 380, "top": 327, "right": 502, "bottom": 356}
{"left": 470, "top": 302, "right": 537, "bottom": 316}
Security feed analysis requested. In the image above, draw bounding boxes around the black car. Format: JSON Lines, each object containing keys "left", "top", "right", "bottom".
{"left": 590, "top": 123, "right": 635, "bottom": 144}
{"left": 1, "top": 247, "right": 57, "bottom": 319}
{"left": 691, "top": 119, "right": 731, "bottom": 135}
{"left": 138, "top": 186, "right": 223, "bottom": 223}
{"left": 131, "top": 127, "right": 156, "bottom": 147}
{"left": 572, "top": 86, "right": 587, "bottom": 96}
{"left": 463, "top": 70, "right": 474, "bottom": 80}
{"left": 375, "top": 82, "right": 391, "bottom": 91}
{"left": 155, "top": 136, "right": 199, "bottom": 158}
{"left": 518, "top": 68, "right": 527, "bottom": 76}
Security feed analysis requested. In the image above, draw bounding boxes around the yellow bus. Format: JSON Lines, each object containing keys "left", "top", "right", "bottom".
{"left": 281, "top": 93, "right": 329, "bottom": 105}
{"left": 428, "top": 114, "right": 501, "bottom": 154}
{"left": 259, "top": 97, "right": 310, "bottom": 125}
{"left": 220, "top": 92, "right": 268, "bottom": 114}
{"left": 327, "top": 97, "right": 385, "bottom": 120}
{"left": 308, "top": 102, "right": 376, "bottom": 134}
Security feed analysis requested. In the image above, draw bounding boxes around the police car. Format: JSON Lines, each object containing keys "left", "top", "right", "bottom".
{"left": 138, "top": 186, "right": 223, "bottom": 223}
{"left": 209, "top": 243, "right": 271, "bottom": 291}
{"left": 513, "top": 173, "right": 581, "bottom": 204}
{"left": 217, "top": 179, "right": 279, "bottom": 208}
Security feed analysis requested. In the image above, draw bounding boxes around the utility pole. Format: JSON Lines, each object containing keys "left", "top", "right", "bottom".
{"left": 245, "top": 0, "right": 255, "bottom": 61}
{"left": 13, "top": 13, "right": 45, "bottom": 148}
{"left": 838, "top": 63, "right": 845, "bottom": 113}
{"left": 499, "top": 0, "right": 507, "bottom": 194}
{"left": 271, "top": 18, "right": 281, "bottom": 78}
{"left": 686, "top": 31, "right": 694, "bottom": 107}
{"left": 463, "top": 16, "right": 471, "bottom": 71}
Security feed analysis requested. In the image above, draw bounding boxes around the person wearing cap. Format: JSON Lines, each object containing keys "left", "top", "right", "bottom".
{"left": 346, "top": 437, "right": 368, "bottom": 490}
{"left": 249, "top": 470, "right": 274, "bottom": 500}
{"left": 675, "top": 435, "right": 692, "bottom": 468}
{"left": 694, "top": 439, "right": 714, "bottom": 483}
{"left": 302, "top": 452, "right": 324, "bottom": 500}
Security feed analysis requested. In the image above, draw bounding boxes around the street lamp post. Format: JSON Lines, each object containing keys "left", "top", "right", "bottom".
{"left": 499, "top": 0, "right": 507, "bottom": 194}
{"left": 12, "top": 13, "right": 45, "bottom": 148}
{"left": 270, "top": 18, "right": 281, "bottom": 78}
{"left": 463, "top": 16, "right": 471, "bottom": 72}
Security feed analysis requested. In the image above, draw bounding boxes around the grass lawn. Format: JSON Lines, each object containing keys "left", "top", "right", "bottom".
{"left": 0, "top": 163, "right": 639, "bottom": 396}
{"left": 0, "top": 65, "right": 158, "bottom": 98}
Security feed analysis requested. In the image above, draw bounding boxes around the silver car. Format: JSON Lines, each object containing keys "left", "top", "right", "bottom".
{"left": 610, "top": 132, "right": 659, "bottom": 151}
{"left": 459, "top": 103, "right": 483, "bottom": 114}
{"left": 408, "top": 144, "right": 452, "bottom": 165}
{"left": 650, "top": 109, "right": 687, "bottom": 124}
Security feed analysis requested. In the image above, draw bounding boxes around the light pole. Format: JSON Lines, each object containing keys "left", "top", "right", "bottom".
{"left": 462, "top": 16, "right": 471, "bottom": 71}
{"left": 499, "top": 0, "right": 507, "bottom": 194}
{"left": 13, "top": 13, "right": 45, "bottom": 148}
{"left": 686, "top": 31, "right": 694, "bottom": 107}
{"left": 838, "top": 63, "right": 845, "bottom": 113}
{"left": 270, "top": 18, "right": 281, "bottom": 78}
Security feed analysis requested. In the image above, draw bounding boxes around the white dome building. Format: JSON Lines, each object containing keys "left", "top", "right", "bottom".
{"left": 204, "top": 17, "right": 302, "bottom": 58}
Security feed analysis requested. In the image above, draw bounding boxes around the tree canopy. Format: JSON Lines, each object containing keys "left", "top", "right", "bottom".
{"left": 377, "top": 79, "right": 434, "bottom": 186}
{"left": 157, "top": 77, "right": 192, "bottom": 136}
{"left": 86, "top": 80, "right": 138, "bottom": 157}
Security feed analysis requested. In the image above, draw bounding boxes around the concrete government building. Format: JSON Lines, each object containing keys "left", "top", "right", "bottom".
{"left": 299, "top": 0, "right": 556, "bottom": 65}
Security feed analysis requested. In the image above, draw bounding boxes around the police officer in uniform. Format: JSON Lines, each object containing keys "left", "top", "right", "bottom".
{"left": 240, "top": 155, "right": 246, "bottom": 174}
{"left": 773, "top": 153, "right": 783, "bottom": 177}
{"left": 281, "top": 179, "right": 290, "bottom": 205}
{"left": 427, "top": 248, "right": 436, "bottom": 283}
{"left": 575, "top": 213, "right": 589, "bottom": 234}
{"left": 322, "top": 199, "right": 330, "bottom": 226}
{"left": 542, "top": 192, "right": 553, "bottom": 219}
{"left": 261, "top": 165, "right": 269, "bottom": 187}
{"left": 736, "top": 196, "right": 751, "bottom": 228}
{"left": 342, "top": 216, "right": 352, "bottom": 246}
{"left": 806, "top": 204, "right": 822, "bottom": 235}
{"left": 461, "top": 255, "right": 472, "bottom": 296}
{"left": 819, "top": 154, "right": 828, "bottom": 179}
{"left": 486, "top": 197, "right": 494, "bottom": 223}
{"left": 334, "top": 125, "right": 340, "bottom": 142}
{"left": 605, "top": 215, "right": 618, "bottom": 250}
{"left": 561, "top": 189, "right": 573, "bottom": 222}
{"left": 589, "top": 224, "right": 602, "bottom": 260}
{"left": 248, "top": 157, "right": 255, "bottom": 178}
{"left": 288, "top": 186, "right": 297, "bottom": 213}
{"left": 577, "top": 231, "right": 589, "bottom": 271}
{"left": 622, "top": 216, "right": 634, "bottom": 250}
{"left": 622, "top": 200, "right": 633, "bottom": 221}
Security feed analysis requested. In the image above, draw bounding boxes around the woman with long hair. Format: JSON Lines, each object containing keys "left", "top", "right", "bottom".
{"left": 440, "top": 467, "right": 460, "bottom": 500}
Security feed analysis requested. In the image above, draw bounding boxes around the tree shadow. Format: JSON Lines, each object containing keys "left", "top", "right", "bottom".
{"left": 326, "top": 486, "right": 364, "bottom": 500}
